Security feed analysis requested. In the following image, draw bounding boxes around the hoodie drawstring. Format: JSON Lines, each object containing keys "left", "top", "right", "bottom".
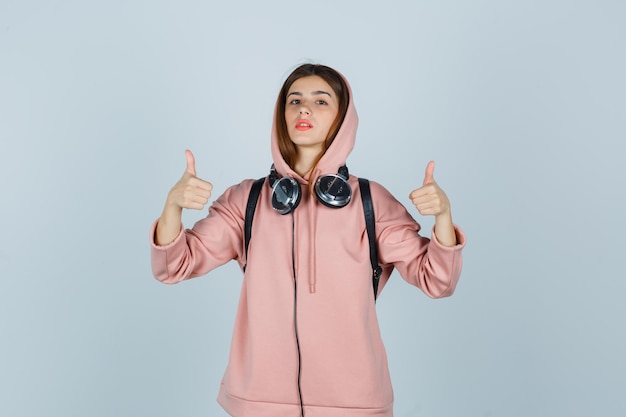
{"left": 308, "top": 168, "right": 322, "bottom": 294}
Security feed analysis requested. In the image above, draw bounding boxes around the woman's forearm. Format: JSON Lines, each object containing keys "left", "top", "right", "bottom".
{"left": 434, "top": 210, "right": 457, "bottom": 247}
{"left": 155, "top": 203, "right": 183, "bottom": 246}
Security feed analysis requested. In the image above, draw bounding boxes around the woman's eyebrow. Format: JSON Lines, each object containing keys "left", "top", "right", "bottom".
{"left": 287, "top": 90, "right": 332, "bottom": 97}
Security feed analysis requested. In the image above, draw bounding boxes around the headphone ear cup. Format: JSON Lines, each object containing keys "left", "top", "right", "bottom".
{"left": 271, "top": 176, "right": 302, "bottom": 214}
{"left": 315, "top": 174, "right": 352, "bottom": 208}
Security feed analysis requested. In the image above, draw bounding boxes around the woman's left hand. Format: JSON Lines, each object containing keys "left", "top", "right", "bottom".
{"left": 409, "top": 161, "right": 458, "bottom": 246}
{"left": 409, "top": 161, "right": 451, "bottom": 218}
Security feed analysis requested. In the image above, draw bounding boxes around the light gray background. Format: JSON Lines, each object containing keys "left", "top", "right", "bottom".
{"left": 1, "top": 1, "right": 624, "bottom": 416}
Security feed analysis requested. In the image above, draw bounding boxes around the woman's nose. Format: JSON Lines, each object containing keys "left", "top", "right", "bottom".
{"left": 299, "top": 106, "right": 311, "bottom": 116}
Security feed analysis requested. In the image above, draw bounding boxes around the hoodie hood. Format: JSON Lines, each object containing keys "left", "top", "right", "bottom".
{"left": 270, "top": 71, "right": 358, "bottom": 183}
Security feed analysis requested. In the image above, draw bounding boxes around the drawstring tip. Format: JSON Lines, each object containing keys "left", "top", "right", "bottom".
{"left": 309, "top": 283, "right": 316, "bottom": 294}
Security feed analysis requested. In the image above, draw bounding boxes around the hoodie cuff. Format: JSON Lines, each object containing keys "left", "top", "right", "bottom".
{"left": 430, "top": 224, "right": 466, "bottom": 251}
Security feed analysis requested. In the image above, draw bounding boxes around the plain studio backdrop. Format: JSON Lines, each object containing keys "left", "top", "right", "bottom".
{"left": 1, "top": 1, "right": 624, "bottom": 416}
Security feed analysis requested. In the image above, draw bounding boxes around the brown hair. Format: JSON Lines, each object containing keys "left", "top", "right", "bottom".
{"left": 274, "top": 64, "right": 350, "bottom": 171}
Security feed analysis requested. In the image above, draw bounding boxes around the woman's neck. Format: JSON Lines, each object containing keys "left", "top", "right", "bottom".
{"left": 293, "top": 147, "right": 322, "bottom": 177}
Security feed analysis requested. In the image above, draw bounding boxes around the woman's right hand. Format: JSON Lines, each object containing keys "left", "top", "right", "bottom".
{"left": 155, "top": 150, "right": 213, "bottom": 246}
{"left": 166, "top": 149, "right": 213, "bottom": 211}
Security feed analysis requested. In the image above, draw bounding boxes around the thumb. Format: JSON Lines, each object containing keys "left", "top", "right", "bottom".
{"left": 423, "top": 160, "right": 435, "bottom": 185}
{"left": 185, "top": 149, "right": 196, "bottom": 176}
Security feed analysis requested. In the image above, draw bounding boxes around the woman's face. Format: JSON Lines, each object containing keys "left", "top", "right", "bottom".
{"left": 284, "top": 75, "right": 339, "bottom": 155}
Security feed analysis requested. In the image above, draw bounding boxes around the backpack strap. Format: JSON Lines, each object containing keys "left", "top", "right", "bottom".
{"left": 359, "top": 178, "right": 383, "bottom": 301}
{"left": 243, "top": 177, "right": 265, "bottom": 272}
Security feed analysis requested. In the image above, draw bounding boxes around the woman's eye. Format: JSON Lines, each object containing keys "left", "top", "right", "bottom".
{"left": 289, "top": 99, "right": 300, "bottom": 105}
{"left": 316, "top": 100, "right": 327, "bottom": 105}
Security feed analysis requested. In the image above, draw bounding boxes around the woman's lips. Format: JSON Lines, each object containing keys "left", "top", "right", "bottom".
{"left": 295, "top": 119, "right": 313, "bottom": 131}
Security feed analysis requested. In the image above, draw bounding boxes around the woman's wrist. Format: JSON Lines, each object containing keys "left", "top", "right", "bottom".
{"left": 434, "top": 210, "right": 457, "bottom": 247}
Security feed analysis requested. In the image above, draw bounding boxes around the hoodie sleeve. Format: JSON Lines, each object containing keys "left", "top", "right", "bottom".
{"left": 149, "top": 180, "right": 252, "bottom": 284}
{"left": 369, "top": 181, "right": 466, "bottom": 298}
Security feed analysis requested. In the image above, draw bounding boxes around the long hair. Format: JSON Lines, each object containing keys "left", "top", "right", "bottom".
{"left": 274, "top": 64, "right": 350, "bottom": 172}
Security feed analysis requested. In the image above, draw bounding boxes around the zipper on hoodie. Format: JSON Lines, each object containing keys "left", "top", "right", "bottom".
{"left": 291, "top": 211, "right": 305, "bottom": 417}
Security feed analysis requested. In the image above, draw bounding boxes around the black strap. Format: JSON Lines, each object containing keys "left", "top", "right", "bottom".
{"left": 359, "top": 178, "right": 383, "bottom": 301}
{"left": 243, "top": 177, "right": 265, "bottom": 272}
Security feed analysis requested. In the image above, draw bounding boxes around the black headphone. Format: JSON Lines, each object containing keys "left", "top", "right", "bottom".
{"left": 268, "top": 164, "right": 352, "bottom": 214}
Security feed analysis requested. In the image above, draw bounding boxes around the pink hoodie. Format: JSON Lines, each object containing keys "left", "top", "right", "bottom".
{"left": 150, "top": 74, "right": 466, "bottom": 416}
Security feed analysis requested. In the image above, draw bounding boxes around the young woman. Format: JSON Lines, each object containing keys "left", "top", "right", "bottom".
{"left": 150, "top": 64, "right": 466, "bottom": 417}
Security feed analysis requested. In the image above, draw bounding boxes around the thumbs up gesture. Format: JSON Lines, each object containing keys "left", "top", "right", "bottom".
{"left": 409, "top": 161, "right": 451, "bottom": 218}
{"left": 155, "top": 150, "right": 214, "bottom": 246}
{"left": 166, "top": 150, "right": 213, "bottom": 211}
